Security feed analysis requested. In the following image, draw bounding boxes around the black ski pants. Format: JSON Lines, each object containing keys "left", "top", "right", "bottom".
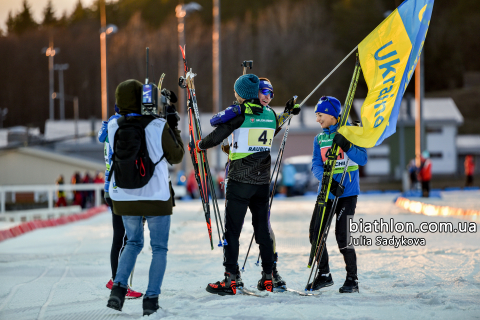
{"left": 309, "top": 195, "right": 358, "bottom": 278}
{"left": 111, "top": 209, "right": 127, "bottom": 280}
{"left": 224, "top": 179, "right": 274, "bottom": 275}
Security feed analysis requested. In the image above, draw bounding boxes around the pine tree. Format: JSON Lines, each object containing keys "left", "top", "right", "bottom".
{"left": 42, "top": 0, "right": 57, "bottom": 27}
{"left": 58, "top": 11, "right": 68, "bottom": 27}
{"left": 9, "top": 0, "right": 38, "bottom": 35}
{"left": 70, "top": 0, "right": 86, "bottom": 23}
{"left": 6, "top": 11, "right": 15, "bottom": 35}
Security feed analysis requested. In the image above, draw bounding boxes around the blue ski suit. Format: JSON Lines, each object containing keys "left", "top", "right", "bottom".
{"left": 311, "top": 122, "right": 367, "bottom": 198}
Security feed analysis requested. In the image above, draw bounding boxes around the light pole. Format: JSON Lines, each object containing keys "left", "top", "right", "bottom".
{"left": 41, "top": 38, "right": 59, "bottom": 120}
{"left": 54, "top": 63, "right": 69, "bottom": 120}
{"left": 213, "top": 0, "right": 222, "bottom": 171}
{"left": 415, "top": 52, "right": 425, "bottom": 167}
{"left": 176, "top": 2, "right": 202, "bottom": 172}
{"left": 99, "top": 24, "right": 117, "bottom": 120}
{"left": 100, "top": 0, "right": 117, "bottom": 120}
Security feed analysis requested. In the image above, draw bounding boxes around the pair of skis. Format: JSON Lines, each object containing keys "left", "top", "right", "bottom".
{"left": 306, "top": 56, "right": 361, "bottom": 289}
{"left": 179, "top": 46, "right": 225, "bottom": 249}
{"left": 236, "top": 286, "right": 320, "bottom": 297}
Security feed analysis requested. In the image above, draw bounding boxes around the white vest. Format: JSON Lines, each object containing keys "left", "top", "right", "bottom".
{"left": 108, "top": 117, "right": 171, "bottom": 201}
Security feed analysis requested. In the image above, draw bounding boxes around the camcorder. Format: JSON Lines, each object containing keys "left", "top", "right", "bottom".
{"left": 141, "top": 47, "right": 179, "bottom": 123}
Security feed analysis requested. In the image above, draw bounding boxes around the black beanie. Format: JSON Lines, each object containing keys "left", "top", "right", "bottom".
{"left": 115, "top": 79, "right": 143, "bottom": 115}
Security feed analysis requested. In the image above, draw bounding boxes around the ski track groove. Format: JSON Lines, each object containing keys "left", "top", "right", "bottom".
{"left": 0, "top": 267, "right": 50, "bottom": 312}
{"left": 37, "top": 266, "right": 70, "bottom": 320}
{"left": 1, "top": 198, "right": 480, "bottom": 319}
{"left": 36, "top": 229, "right": 85, "bottom": 319}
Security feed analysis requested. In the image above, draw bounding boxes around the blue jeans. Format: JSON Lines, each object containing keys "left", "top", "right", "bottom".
{"left": 114, "top": 215, "right": 171, "bottom": 298}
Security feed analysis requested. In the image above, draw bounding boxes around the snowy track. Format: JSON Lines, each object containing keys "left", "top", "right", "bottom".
{"left": 1, "top": 194, "right": 479, "bottom": 319}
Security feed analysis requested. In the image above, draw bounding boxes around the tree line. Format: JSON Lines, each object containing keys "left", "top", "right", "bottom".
{"left": 1, "top": 0, "right": 478, "bottom": 133}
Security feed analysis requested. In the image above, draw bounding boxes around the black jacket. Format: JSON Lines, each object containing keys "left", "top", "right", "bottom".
{"left": 199, "top": 99, "right": 279, "bottom": 185}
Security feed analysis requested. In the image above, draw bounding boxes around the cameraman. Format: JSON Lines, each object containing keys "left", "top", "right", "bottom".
{"left": 106, "top": 80, "right": 184, "bottom": 316}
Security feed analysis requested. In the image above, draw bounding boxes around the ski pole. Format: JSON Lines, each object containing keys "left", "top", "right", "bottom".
{"left": 297, "top": 46, "right": 357, "bottom": 109}
{"left": 277, "top": 46, "right": 356, "bottom": 130}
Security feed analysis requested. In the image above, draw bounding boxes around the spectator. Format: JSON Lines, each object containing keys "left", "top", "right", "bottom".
{"left": 407, "top": 159, "right": 417, "bottom": 190}
{"left": 71, "top": 172, "right": 83, "bottom": 206}
{"left": 82, "top": 172, "right": 93, "bottom": 208}
{"left": 94, "top": 171, "right": 105, "bottom": 204}
{"left": 186, "top": 169, "right": 197, "bottom": 199}
{"left": 94, "top": 171, "right": 105, "bottom": 184}
{"left": 216, "top": 170, "right": 225, "bottom": 199}
{"left": 465, "top": 155, "right": 475, "bottom": 187}
{"left": 55, "top": 175, "right": 67, "bottom": 207}
{"left": 418, "top": 151, "right": 432, "bottom": 197}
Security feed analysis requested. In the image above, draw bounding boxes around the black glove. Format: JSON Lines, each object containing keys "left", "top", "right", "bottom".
{"left": 329, "top": 180, "right": 345, "bottom": 198}
{"left": 161, "top": 88, "right": 177, "bottom": 103}
{"left": 166, "top": 104, "right": 180, "bottom": 129}
{"left": 104, "top": 191, "right": 113, "bottom": 207}
{"left": 284, "top": 97, "right": 301, "bottom": 115}
{"left": 333, "top": 133, "right": 351, "bottom": 152}
{"left": 250, "top": 106, "right": 263, "bottom": 116}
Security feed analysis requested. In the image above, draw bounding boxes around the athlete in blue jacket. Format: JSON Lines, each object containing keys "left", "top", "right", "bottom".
{"left": 307, "top": 96, "right": 367, "bottom": 293}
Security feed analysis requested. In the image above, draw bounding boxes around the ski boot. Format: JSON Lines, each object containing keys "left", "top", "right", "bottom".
{"left": 272, "top": 263, "right": 286, "bottom": 289}
{"left": 235, "top": 265, "right": 244, "bottom": 288}
{"left": 206, "top": 272, "right": 237, "bottom": 295}
{"left": 143, "top": 296, "right": 160, "bottom": 316}
{"left": 305, "top": 273, "right": 334, "bottom": 291}
{"left": 107, "top": 283, "right": 127, "bottom": 311}
{"left": 257, "top": 272, "right": 274, "bottom": 292}
{"left": 339, "top": 276, "right": 359, "bottom": 293}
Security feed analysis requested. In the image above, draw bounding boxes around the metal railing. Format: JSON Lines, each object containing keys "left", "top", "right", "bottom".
{"left": 0, "top": 183, "right": 104, "bottom": 213}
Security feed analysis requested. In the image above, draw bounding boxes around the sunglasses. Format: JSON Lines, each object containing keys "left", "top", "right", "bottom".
{"left": 260, "top": 89, "right": 274, "bottom": 98}
{"left": 320, "top": 96, "right": 337, "bottom": 110}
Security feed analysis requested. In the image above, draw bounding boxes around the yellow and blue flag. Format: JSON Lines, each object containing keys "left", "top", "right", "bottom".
{"left": 339, "top": 0, "right": 434, "bottom": 148}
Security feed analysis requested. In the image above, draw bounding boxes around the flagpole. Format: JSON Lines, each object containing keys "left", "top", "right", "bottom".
{"left": 299, "top": 45, "right": 358, "bottom": 108}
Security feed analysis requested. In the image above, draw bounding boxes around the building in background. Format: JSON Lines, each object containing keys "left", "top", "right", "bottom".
{"left": 353, "top": 97, "right": 464, "bottom": 178}
{"left": 0, "top": 97, "right": 469, "bottom": 188}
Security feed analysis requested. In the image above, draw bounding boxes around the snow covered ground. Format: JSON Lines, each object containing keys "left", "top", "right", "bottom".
{"left": 1, "top": 194, "right": 479, "bottom": 320}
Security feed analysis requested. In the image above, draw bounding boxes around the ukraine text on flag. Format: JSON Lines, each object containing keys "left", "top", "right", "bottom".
{"left": 338, "top": 0, "right": 434, "bottom": 148}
